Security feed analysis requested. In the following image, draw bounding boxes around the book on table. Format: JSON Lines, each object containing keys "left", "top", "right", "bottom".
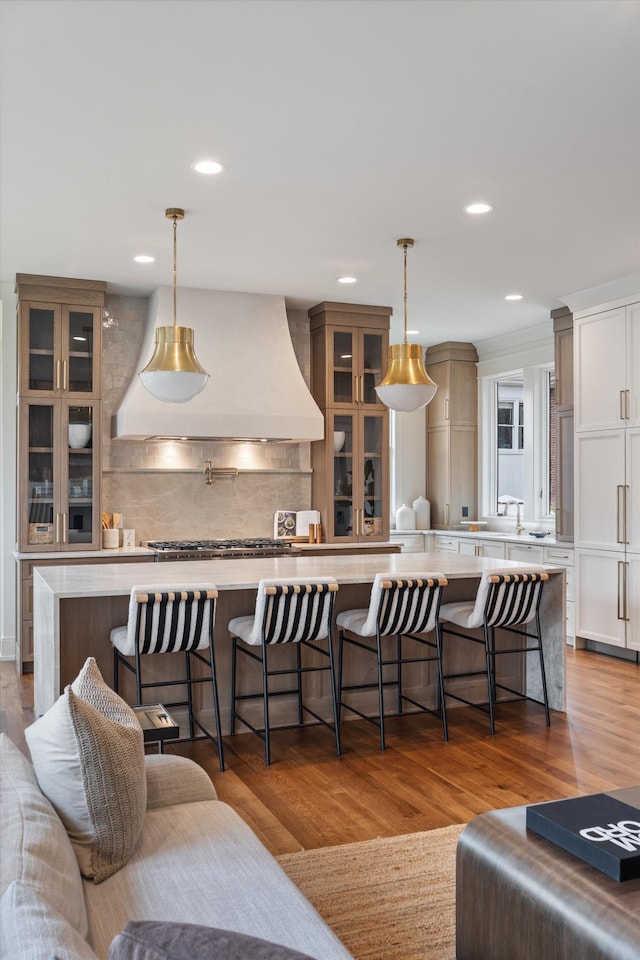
{"left": 526, "top": 792, "right": 640, "bottom": 881}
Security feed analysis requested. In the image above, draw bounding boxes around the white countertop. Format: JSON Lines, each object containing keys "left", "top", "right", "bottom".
{"left": 391, "top": 530, "right": 568, "bottom": 547}
{"left": 33, "top": 551, "right": 557, "bottom": 600}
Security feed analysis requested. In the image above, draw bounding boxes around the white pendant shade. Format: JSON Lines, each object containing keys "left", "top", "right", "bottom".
{"left": 375, "top": 381, "right": 437, "bottom": 413}
{"left": 139, "top": 368, "right": 210, "bottom": 404}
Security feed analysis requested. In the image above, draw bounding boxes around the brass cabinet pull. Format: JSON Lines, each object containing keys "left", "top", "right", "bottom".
{"left": 55, "top": 360, "right": 61, "bottom": 391}
{"left": 445, "top": 503, "right": 450, "bottom": 526}
{"left": 617, "top": 561, "right": 629, "bottom": 621}
{"left": 62, "top": 360, "right": 68, "bottom": 392}
{"left": 61, "top": 512, "right": 67, "bottom": 544}
{"left": 617, "top": 485, "right": 629, "bottom": 544}
{"left": 625, "top": 388, "right": 630, "bottom": 420}
{"left": 444, "top": 397, "right": 449, "bottom": 421}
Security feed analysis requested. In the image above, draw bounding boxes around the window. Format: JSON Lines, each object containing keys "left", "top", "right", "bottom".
{"left": 479, "top": 362, "right": 555, "bottom": 523}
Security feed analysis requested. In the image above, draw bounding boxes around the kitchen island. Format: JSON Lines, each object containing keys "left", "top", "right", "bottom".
{"left": 33, "top": 553, "right": 567, "bottom": 731}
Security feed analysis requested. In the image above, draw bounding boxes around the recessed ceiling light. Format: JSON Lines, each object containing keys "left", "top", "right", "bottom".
{"left": 337, "top": 276, "right": 358, "bottom": 284}
{"left": 505, "top": 293, "right": 523, "bottom": 301}
{"left": 191, "top": 159, "right": 225, "bottom": 175}
{"left": 465, "top": 202, "right": 494, "bottom": 215}
{"left": 134, "top": 255, "right": 155, "bottom": 263}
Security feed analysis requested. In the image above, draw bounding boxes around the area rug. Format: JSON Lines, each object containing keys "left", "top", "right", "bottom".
{"left": 276, "top": 823, "right": 465, "bottom": 960}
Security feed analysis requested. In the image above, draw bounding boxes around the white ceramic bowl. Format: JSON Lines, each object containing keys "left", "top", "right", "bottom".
{"left": 68, "top": 423, "right": 91, "bottom": 449}
{"left": 333, "top": 430, "right": 346, "bottom": 453}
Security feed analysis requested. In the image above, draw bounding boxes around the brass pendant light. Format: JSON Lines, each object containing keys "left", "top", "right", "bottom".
{"left": 375, "top": 238, "right": 437, "bottom": 413}
{"left": 139, "top": 208, "right": 210, "bottom": 403}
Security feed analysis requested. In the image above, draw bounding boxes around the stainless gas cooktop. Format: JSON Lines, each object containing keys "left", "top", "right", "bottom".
{"left": 144, "top": 538, "right": 299, "bottom": 561}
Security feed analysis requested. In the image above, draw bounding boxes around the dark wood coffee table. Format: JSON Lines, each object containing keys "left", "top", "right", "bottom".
{"left": 133, "top": 704, "right": 179, "bottom": 753}
{"left": 456, "top": 786, "right": 640, "bottom": 960}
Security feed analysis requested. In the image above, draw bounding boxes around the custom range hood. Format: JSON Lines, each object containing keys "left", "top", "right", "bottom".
{"left": 112, "top": 287, "right": 324, "bottom": 441}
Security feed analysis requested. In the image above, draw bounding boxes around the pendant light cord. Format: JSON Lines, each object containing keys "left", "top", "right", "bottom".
{"left": 172, "top": 214, "right": 178, "bottom": 328}
{"left": 402, "top": 241, "right": 408, "bottom": 344}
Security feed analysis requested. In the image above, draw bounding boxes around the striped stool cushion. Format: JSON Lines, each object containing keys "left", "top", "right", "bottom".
{"left": 336, "top": 573, "right": 447, "bottom": 637}
{"left": 440, "top": 570, "right": 548, "bottom": 630}
{"left": 228, "top": 578, "right": 338, "bottom": 646}
{"left": 110, "top": 584, "right": 218, "bottom": 656}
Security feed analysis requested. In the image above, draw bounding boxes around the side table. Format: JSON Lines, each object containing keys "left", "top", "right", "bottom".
{"left": 456, "top": 785, "right": 640, "bottom": 960}
{"left": 133, "top": 704, "right": 179, "bottom": 753}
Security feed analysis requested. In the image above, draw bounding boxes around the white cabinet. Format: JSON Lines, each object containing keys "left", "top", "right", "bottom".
{"left": 505, "top": 542, "right": 544, "bottom": 564}
{"left": 544, "top": 545, "right": 575, "bottom": 645}
{"left": 574, "top": 304, "right": 639, "bottom": 431}
{"left": 574, "top": 299, "right": 640, "bottom": 652}
{"left": 434, "top": 534, "right": 458, "bottom": 553}
{"left": 458, "top": 538, "right": 505, "bottom": 559}
{"left": 390, "top": 532, "right": 425, "bottom": 554}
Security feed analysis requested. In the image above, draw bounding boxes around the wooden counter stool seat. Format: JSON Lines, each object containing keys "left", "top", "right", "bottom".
{"left": 337, "top": 573, "right": 449, "bottom": 750}
{"left": 229, "top": 578, "right": 341, "bottom": 766}
{"left": 439, "top": 570, "right": 550, "bottom": 734}
{"left": 110, "top": 583, "right": 224, "bottom": 771}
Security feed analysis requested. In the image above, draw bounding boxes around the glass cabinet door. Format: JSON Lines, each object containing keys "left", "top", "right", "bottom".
{"left": 332, "top": 413, "right": 354, "bottom": 538}
{"left": 62, "top": 403, "right": 98, "bottom": 545}
{"left": 63, "top": 306, "right": 99, "bottom": 396}
{"left": 25, "top": 401, "right": 58, "bottom": 546}
{"left": 23, "top": 303, "right": 60, "bottom": 394}
{"left": 361, "top": 413, "right": 385, "bottom": 537}
{"left": 361, "top": 332, "right": 385, "bottom": 406}
{"left": 332, "top": 330, "right": 354, "bottom": 405}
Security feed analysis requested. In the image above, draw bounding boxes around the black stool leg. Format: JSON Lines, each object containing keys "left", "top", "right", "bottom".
{"left": 327, "top": 632, "right": 342, "bottom": 757}
{"left": 376, "top": 628, "right": 386, "bottom": 751}
{"left": 230, "top": 637, "right": 237, "bottom": 735}
{"left": 262, "top": 643, "right": 271, "bottom": 766}
{"left": 536, "top": 611, "right": 551, "bottom": 726}
{"left": 113, "top": 647, "right": 120, "bottom": 694}
{"left": 483, "top": 623, "right": 496, "bottom": 735}
{"left": 296, "top": 642, "right": 303, "bottom": 725}
{"left": 208, "top": 635, "right": 225, "bottom": 771}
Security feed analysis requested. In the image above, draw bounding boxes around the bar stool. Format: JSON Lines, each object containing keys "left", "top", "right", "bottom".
{"left": 229, "top": 578, "right": 341, "bottom": 766}
{"left": 439, "top": 570, "right": 550, "bottom": 734}
{"left": 337, "top": 573, "right": 448, "bottom": 749}
{"left": 110, "top": 583, "right": 225, "bottom": 771}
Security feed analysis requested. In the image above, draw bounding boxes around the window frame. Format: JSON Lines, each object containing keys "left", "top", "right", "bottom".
{"left": 479, "top": 361, "right": 554, "bottom": 524}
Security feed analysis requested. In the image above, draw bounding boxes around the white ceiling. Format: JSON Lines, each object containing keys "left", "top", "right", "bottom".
{"left": 1, "top": 0, "right": 639, "bottom": 346}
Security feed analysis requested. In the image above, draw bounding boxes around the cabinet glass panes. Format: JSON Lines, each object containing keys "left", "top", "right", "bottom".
{"left": 28, "top": 307, "right": 57, "bottom": 392}
{"left": 333, "top": 332, "right": 354, "bottom": 404}
{"left": 362, "top": 334, "right": 383, "bottom": 404}
{"left": 362, "top": 415, "right": 383, "bottom": 536}
{"left": 65, "top": 406, "right": 94, "bottom": 544}
{"left": 333, "top": 414, "right": 353, "bottom": 537}
{"left": 67, "top": 309, "right": 95, "bottom": 393}
{"left": 28, "top": 404, "right": 55, "bottom": 544}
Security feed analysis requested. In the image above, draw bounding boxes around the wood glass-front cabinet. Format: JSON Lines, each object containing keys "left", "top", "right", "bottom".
{"left": 309, "top": 302, "right": 392, "bottom": 542}
{"left": 17, "top": 275, "right": 106, "bottom": 552}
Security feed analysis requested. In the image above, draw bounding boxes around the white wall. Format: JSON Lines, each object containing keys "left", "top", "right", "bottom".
{"left": 391, "top": 406, "right": 426, "bottom": 522}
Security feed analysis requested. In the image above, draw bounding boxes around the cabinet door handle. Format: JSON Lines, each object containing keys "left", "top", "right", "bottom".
{"left": 62, "top": 360, "right": 68, "bottom": 392}
{"left": 625, "top": 388, "right": 630, "bottom": 420}
{"left": 617, "top": 561, "right": 629, "bottom": 621}
{"left": 61, "top": 512, "right": 67, "bottom": 544}
{"left": 55, "top": 360, "right": 61, "bottom": 391}
{"left": 444, "top": 398, "right": 449, "bottom": 421}
{"left": 620, "top": 390, "right": 625, "bottom": 420}
{"left": 617, "top": 485, "right": 629, "bottom": 544}
{"left": 445, "top": 503, "right": 450, "bottom": 526}
{"left": 475, "top": 545, "right": 481, "bottom": 557}
{"left": 359, "top": 375, "right": 364, "bottom": 404}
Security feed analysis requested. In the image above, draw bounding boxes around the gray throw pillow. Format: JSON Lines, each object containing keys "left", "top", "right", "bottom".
{"left": 108, "top": 921, "right": 316, "bottom": 960}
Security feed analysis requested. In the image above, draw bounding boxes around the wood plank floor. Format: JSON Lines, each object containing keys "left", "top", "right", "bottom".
{"left": 2, "top": 648, "right": 639, "bottom": 856}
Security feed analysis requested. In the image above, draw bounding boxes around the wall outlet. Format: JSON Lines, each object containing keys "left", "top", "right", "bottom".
{"left": 461, "top": 506, "right": 469, "bottom": 518}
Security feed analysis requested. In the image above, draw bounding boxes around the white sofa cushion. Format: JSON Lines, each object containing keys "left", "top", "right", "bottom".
{"left": 84, "top": 800, "right": 353, "bottom": 960}
{"left": 25, "top": 657, "right": 146, "bottom": 883}
{"left": 0, "top": 733, "right": 88, "bottom": 937}
{"left": 0, "top": 880, "right": 98, "bottom": 960}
